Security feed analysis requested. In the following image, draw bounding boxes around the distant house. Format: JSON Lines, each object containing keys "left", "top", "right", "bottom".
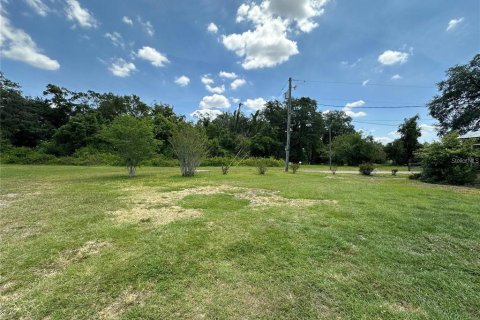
{"left": 459, "top": 130, "right": 480, "bottom": 149}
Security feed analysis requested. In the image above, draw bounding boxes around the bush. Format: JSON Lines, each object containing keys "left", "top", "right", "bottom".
{"left": 221, "top": 163, "right": 229, "bottom": 175}
{"left": 141, "top": 156, "right": 178, "bottom": 167}
{"left": 170, "top": 124, "right": 208, "bottom": 177}
{"left": 409, "top": 173, "right": 422, "bottom": 180}
{"left": 291, "top": 163, "right": 300, "bottom": 174}
{"left": 359, "top": 162, "right": 375, "bottom": 175}
{"left": 391, "top": 169, "right": 399, "bottom": 176}
{"left": 1, "top": 147, "right": 56, "bottom": 164}
{"left": 418, "top": 132, "right": 479, "bottom": 185}
{"left": 243, "top": 157, "right": 284, "bottom": 167}
{"left": 255, "top": 158, "right": 268, "bottom": 175}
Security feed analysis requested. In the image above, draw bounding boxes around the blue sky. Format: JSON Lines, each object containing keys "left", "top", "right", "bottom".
{"left": 1, "top": 0, "right": 479, "bottom": 143}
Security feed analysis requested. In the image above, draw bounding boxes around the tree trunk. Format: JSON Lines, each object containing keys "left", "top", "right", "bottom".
{"left": 127, "top": 165, "right": 136, "bottom": 177}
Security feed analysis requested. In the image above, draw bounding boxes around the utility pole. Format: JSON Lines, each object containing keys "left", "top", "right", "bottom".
{"left": 329, "top": 123, "right": 332, "bottom": 170}
{"left": 285, "top": 77, "right": 292, "bottom": 172}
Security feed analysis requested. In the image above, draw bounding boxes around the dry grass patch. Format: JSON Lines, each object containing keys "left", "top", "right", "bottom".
{"left": 97, "top": 286, "right": 152, "bottom": 320}
{"left": 114, "top": 185, "right": 337, "bottom": 225}
{"left": 40, "top": 240, "right": 111, "bottom": 277}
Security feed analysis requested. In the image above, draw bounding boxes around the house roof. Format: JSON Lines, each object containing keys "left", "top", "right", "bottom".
{"left": 459, "top": 131, "right": 480, "bottom": 139}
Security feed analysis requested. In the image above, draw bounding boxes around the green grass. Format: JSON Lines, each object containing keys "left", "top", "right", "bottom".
{"left": 1, "top": 165, "right": 479, "bottom": 319}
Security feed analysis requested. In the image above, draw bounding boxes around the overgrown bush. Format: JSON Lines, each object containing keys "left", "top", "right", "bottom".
{"left": 255, "top": 158, "right": 268, "bottom": 175}
{"left": 359, "top": 162, "right": 375, "bottom": 175}
{"left": 418, "top": 132, "right": 479, "bottom": 185}
{"left": 243, "top": 157, "right": 284, "bottom": 167}
{"left": 221, "top": 163, "right": 230, "bottom": 175}
{"left": 1, "top": 147, "right": 56, "bottom": 164}
{"left": 170, "top": 124, "right": 208, "bottom": 177}
{"left": 291, "top": 163, "right": 300, "bottom": 174}
{"left": 391, "top": 169, "right": 398, "bottom": 176}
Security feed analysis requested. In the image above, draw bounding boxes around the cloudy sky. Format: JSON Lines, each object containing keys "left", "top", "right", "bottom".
{"left": 1, "top": 0, "right": 479, "bottom": 143}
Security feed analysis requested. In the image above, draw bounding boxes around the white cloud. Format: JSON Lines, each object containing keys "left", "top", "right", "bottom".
{"left": 207, "top": 22, "right": 218, "bottom": 34}
{"left": 231, "top": 78, "right": 246, "bottom": 90}
{"left": 362, "top": 79, "right": 370, "bottom": 86}
{"left": 122, "top": 16, "right": 133, "bottom": 25}
{"left": 219, "top": 71, "right": 238, "bottom": 79}
{"left": 201, "top": 75, "right": 214, "bottom": 85}
{"left": 391, "top": 74, "right": 402, "bottom": 80}
{"left": 65, "top": 0, "right": 98, "bottom": 29}
{"left": 137, "top": 16, "right": 154, "bottom": 36}
{"left": 446, "top": 17, "right": 464, "bottom": 31}
{"left": 388, "top": 130, "right": 400, "bottom": 138}
{"left": 378, "top": 50, "right": 409, "bottom": 66}
{"left": 108, "top": 58, "right": 136, "bottom": 77}
{"left": 137, "top": 46, "right": 169, "bottom": 67}
{"left": 191, "top": 109, "right": 223, "bottom": 120}
{"left": 175, "top": 75, "right": 190, "bottom": 87}
{"left": 105, "top": 32, "right": 125, "bottom": 48}
{"left": 0, "top": 10, "right": 60, "bottom": 70}
{"left": 223, "top": 0, "right": 329, "bottom": 69}
{"left": 206, "top": 84, "right": 225, "bottom": 94}
{"left": 232, "top": 98, "right": 241, "bottom": 104}
{"left": 374, "top": 137, "right": 393, "bottom": 145}
{"left": 24, "top": 0, "right": 49, "bottom": 16}
{"left": 199, "top": 94, "right": 231, "bottom": 109}
{"left": 244, "top": 97, "right": 267, "bottom": 111}
{"left": 343, "top": 100, "right": 366, "bottom": 118}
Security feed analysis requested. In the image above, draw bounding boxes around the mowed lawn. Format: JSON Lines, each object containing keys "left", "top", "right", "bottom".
{"left": 1, "top": 165, "right": 479, "bottom": 319}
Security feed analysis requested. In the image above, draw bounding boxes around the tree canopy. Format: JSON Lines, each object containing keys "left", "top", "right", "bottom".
{"left": 428, "top": 54, "right": 480, "bottom": 135}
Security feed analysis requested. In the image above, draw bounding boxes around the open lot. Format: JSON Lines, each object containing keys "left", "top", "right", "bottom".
{"left": 1, "top": 165, "right": 479, "bottom": 319}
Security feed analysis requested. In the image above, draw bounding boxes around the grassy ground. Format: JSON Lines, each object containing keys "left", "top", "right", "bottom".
{"left": 1, "top": 165, "right": 479, "bottom": 319}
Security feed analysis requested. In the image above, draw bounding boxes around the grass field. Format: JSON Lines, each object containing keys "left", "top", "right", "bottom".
{"left": 1, "top": 165, "right": 479, "bottom": 319}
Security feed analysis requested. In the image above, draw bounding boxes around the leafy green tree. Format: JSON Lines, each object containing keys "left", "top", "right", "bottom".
{"left": 102, "top": 115, "right": 156, "bottom": 177}
{"left": 1, "top": 74, "right": 55, "bottom": 147}
{"left": 428, "top": 54, "right": 480, "bottom": 134}
{"left": 418, "top": 132, "right": 479, "bottom": 185}
{"left": 51, "top": 112, "right": 101, "bottom": 156}
{"left": 333, "top": 133, "right": 386, "bottom": 166}
{"left": 398, "top": 115, "right": 422, "bottom": 165}
{"left": 384, "top": 139, "right": 406, "bottom": 164}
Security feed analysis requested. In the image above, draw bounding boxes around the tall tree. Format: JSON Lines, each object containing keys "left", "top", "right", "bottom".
{"left": 428, "top": 54, "right": 480, "bottom": 135}
{"left": 398, "top": 115, "right": 422, "bottom": 165}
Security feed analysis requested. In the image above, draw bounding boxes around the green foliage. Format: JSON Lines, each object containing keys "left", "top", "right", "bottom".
{"left": 428, "top": 53, "right": 480, "bottom": 134}
{"left": 290, "top": 163, "right": 300, "bottom": 174}
{"left": 359, "top": 162, "right": 375, "bottom": 175}
{"left": 391, "top": 169, "right": 399, "bottom": 176}
{"left": 333, "top": 133, "right": 386, "bottom": 166}
{"left": 102, "top": 115, "right": 156, "bottom": 176}
{"left": 170, "top": 123, "right": 208, "bottom": 176}
{"left": 255, "top": 158, "right": 268, "bottom": 175}
{"left": 1, "top": 147, "right": 56, "bottom": 164}
{"left": 418, "top": 132, "right": 479, "bottom": 185}
{"left": 385, "top": 139, "right": 406, "bottom": 164}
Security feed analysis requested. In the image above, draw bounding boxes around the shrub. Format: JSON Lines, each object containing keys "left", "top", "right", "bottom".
{"left": 331, "top": 166, "right": 337, "bottom": 175}
{"left": 291, "top": 163, "right": 300, "bottom": 174}
{"left": 243, "top": 157, "right": 284, "bottom": 167}
{"left": 359, "top": 162, "right": 375, "bottom": 175}
{"left": 221, "top": 163, "right": 229, "bottom": 175}
{"left": 170, "top": 124, "right": 208, "bottom": 177}
{"left": 391, "top": 169, "right": 399, "bottom": 176}
{"left": 1, "top": 147, "right": 56, "bottom": 164}
{"left": 409, "top": 173, "right": 422, "bottom": 180}
{"left": 255, "top": 158, "right": 268, "bottom": 175}
{"left": 418, "top": 132, "right": 479, "bottom": 185}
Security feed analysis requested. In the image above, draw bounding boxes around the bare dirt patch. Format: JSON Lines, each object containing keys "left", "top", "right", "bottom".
{"left": 114, "top": 185, "right": 337, "bottom": 225}
{"left": 97, "top": 286, "right": 151, "bottom": 320}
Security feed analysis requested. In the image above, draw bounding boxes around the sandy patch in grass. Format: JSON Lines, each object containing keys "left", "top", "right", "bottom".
{"left": 382, "top": 302, "right": 426, "bottom": 316}
{"left": 97, "top": 287, "right": 151, "bottom": 320}
{"left": 41, "top": 240, "right": 111, "bottom": 277}
{"left": 114, "top": 185, "right": 337, "bottom": 226}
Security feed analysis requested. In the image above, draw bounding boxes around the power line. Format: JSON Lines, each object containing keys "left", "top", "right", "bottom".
{"left": 318, "top": 103, "right": 425, "bottom": 109}
{"left": 293, "top": 79, "right": 435, "bottom": 89}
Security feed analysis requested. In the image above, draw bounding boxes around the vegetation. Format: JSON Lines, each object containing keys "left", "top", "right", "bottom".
{"left": 428, "top": 53, "right": 480, "bottom": 135}
{"left": 1, "top": 165, "right": 479, "bottom": 319}
{"left": 101, "top": 115, "right": 156, "bottom": 177}
{"left": 418, "top": 132, "right": 479, "bottom": 185}
{"left": 359, "top": 162, "right": 375, "bottom": 175}
{"left": 332, "top": 133, "right": 385, "bottom": 166}
{"left": 170, "top": 124, "right": 208, "bottom": 177}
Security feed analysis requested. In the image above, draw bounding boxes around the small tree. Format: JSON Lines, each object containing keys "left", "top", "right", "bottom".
{"left": 169, "top": 123, "right": 208, "bottom": 177}
{"left": 102, "top": 115, "right": 156, "bottom": 177}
